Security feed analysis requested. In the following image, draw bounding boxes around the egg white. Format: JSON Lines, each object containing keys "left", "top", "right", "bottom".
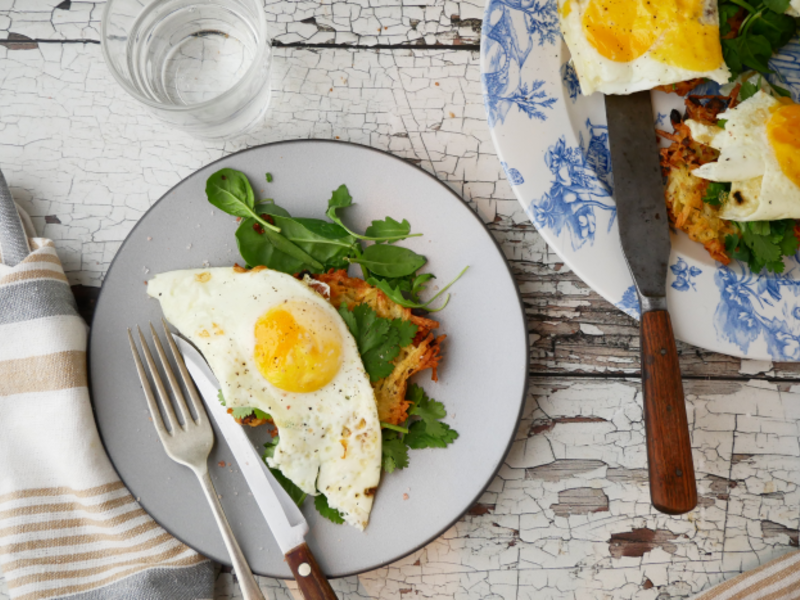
{"left": 559, "top": 0, "right": 731, "bottom": 95}
{"left": 687, "top": 90, "right": 800, "bottom": 221}
{"left": 147, "top": 267, "right": 381, "bottom": 530}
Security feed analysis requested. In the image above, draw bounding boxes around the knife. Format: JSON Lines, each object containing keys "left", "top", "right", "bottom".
{"left": 174, "top": 336, "right": 338, "bottom": 600}
{"left": 604, "top": 91, "right": 697, "bottom": 515}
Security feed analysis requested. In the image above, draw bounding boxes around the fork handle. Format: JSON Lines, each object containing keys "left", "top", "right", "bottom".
{"left": 196, "top": 468, "right": 266, "bottom": 600}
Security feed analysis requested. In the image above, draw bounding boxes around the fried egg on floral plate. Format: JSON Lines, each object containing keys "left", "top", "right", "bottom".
{"left": 147, "top": 266, "right": 381, "bottom": 530}
{"left": 687, "top": 90, "right": 800, "bottom": 221}
{"left": 559, "top": 0, "right": 731, "bottom": 95}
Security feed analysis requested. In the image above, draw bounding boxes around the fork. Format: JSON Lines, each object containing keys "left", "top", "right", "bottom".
{"left": 128, "top": 320, "right": 266, "bottom": 600}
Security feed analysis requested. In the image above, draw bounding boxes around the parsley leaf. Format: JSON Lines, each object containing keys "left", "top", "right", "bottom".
{"left": 381, "top": 429, "right": 410, "bottom": 473}
{"left": 314, "top": 494, "right": 345, "bottom": 524}
{"left": 262, "top": 437, "right": 307, "bottom": 508}
{"left": 702, "top": 181, "right": 731, "bottom": 206}
{"left": 405, "top": 420, "right": 459, "bottom": 449}
{"left": 230, "top": 406, "right": 271, "bottom": 421}
{"left": 337, "top": 303, "right": 418, "bottom": 381}
{"left": 726, "top": 219, "right": 799, "bottom": 273}
{"left": 739, "top": 79, "right": 761, "bottom": 102}
{"left": 404, "top": 384, "right": 459, "bottom": 449}
{"left": 217, "top": 390, "right": 226, "bottom": 406}
{"left": 407, "top": 384, "right": 448, "bottom": 438}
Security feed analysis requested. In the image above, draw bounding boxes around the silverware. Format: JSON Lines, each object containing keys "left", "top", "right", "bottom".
{"left": 174, "top": 334, "right": 338, "bottom": 600}
{"left": 127, "top": 321, "right": 266, "bottom": 600}
{"left": 604, "top": 91, "right": 697, "bottom": 515}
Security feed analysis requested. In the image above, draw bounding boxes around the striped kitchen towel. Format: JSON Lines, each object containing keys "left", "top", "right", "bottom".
{"left": 0, "top": 169, "right": 215, "bottom": 600}
{"left": 693, "top": 551, "right": 800, "bottom": 600}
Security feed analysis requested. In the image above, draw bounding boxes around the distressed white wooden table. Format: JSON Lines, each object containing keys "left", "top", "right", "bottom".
{"left": 1, "top": 1, "right": 799, "bottom": 599}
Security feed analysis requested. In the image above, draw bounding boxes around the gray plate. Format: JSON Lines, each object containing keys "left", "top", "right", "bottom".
{"left": 88, "top": 140, "right": 528, "bottom": 578}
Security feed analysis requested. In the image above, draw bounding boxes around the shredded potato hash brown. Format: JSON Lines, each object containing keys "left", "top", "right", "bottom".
{"left": 312, "top": 269, "right": 444, "bottom": 426}
{"left": 655, "top": 87, "right": 742, "bottom": 264}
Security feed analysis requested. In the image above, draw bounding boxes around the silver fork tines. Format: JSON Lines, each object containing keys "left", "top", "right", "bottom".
{"left": 127, "top": 320, "right": 266, "bottom": 600}
{"left": 127, "top": 320, "right": 213, "bottom": 466}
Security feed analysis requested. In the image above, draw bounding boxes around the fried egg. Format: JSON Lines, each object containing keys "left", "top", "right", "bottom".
{"left": 147, "top": 267, "right": 381, "bottom": 530}
{"left": 687, "top": 90, "right": 800, "bottom": 221}
{"left": 559, "top": 0, "right": 731, "bottom": 95}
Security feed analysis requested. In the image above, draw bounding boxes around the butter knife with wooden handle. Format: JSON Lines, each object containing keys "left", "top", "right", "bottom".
{"left": 604, "top": 91, "right": 697, "bottom": 515}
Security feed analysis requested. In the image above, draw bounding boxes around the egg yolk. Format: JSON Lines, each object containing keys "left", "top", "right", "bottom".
{"left": 581, "top": 0, "right": 723, "bottom": 70}
{"left": 768, "top": 103, "right": 800, "bottom": 189}
{"left": 254, "top": 301, "right": 343, "bottom": 393}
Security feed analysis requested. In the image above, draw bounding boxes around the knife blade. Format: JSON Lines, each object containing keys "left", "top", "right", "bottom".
{"left": 174, "top": 336, "right": 338, "bottom": 600}
{"left": 604, "top": 91, "right": 697, "bottom": 515}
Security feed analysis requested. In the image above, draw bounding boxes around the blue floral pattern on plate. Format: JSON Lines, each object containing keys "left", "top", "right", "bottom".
{"left": 481, "top": 0, "right": 559, "bottom": 127}
{"left": 501, "top": 161, "right": 525, "bottom": 185}
{"left": 529, "top": 121, "right": 615, "bottom": 250}
{"left": 480, "top": 0, "right": 800, "bottom": 360}
{"left": 617, "top": 285, "right": 641, "bottom": 319}
{"left": 670, "top": 258, "right": 702, "bottom": 292}
{"left": 715, "top": 261, "right": 800, "bottom": 360}
{"left": 560, "top": 61, "right": 580, "bottom": 102}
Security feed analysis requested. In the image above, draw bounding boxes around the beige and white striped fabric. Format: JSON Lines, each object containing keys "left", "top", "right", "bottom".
{"left": 0, "top": 169, "right": 214, "bottom": 600}
{"left": 692, "top": 551, "right": 800, "bottom": 600}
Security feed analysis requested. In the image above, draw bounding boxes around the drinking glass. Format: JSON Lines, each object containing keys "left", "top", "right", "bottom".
{"left": 101, "top": 0, "right": 272, "bottom": 140}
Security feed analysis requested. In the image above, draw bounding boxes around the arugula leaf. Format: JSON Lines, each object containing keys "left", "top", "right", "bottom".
{"left": 206, "top": 169, "right": 280, "bottom": 233}
{"left": 236, "top": 212, "right": 350, "bottom": 273}
{"left": 751, "top": 10, "right": 795, "bottom": 50}
{"left": 230, "top": 406, "right": 271, "bottom": 421}
{"left": 263, "top": 437, "right": 307, "bottom": 508}
{"left": 326, "top": 185, "right": 422, "bottom": 243}
{"left": 717, "top": 119, "right": 728, "bottom": 128}
{"left": 217, "top": 390, "right": 226, "bottom": 406}
{"left": 763, "top": 0, "right": 791, "bottom": 12}
{"left": 726, "top": 219, "right": 799, "bottom": 273}
{"left": 337, "top": 303, "right": 418, "bottom": 381}
{"left": 314, "top": 494, "right": 345, "bottom": 524}
{"left": 412, "top": 273, "right": 436, "bottom": 297}
{"left": 349, "top": 244, "right": 427, "bottom": 278}
{"left": 381, "top": 430, "right": 409, "bottom": 473}
{"left": 718, "top": 0, "right": 797, "bottom": 80}
{"left": 702, "top": 181, "right": 731, "bottom": 206}
{"left": 364, "top": 217, "right": 413, "bottom": 243}
{"left": 367, "top": 265, "right": 469, "bottom": 313}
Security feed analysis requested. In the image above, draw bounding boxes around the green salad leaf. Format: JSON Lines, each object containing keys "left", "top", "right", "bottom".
{"left": 702, "top": 181, "right": 731, "bottom": 206}
{"left": 404, "top": 384, "right": 459, "bottom": 449}
{"left": 349, "top": 244, "right": 427, "bottom": 278}
{"left": 725, "top": 219, "right": 799, "bottom": 273}
{"left": 381, "top": 430, "right": 410, "bottom": 473}
{"left": 230, "top": 406, "right": 271, "bottom": 421}
{"left": 314, "top": 494, "right": 345, "bottom": 524}
{"left": 326, "top": 185, "right": 421, "bottom": 243}
{"left": 206, "top": 169, "right": 281, "bottom": 233}
{"left": 337, "top": 303, "right": 418, "bottom": 381}
{"left": 719, "top": 0, "right": 797, "bottom": 80}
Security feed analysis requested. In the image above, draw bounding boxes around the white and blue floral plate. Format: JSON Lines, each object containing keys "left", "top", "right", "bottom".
{"left": 480, "top": 1, "right": 800, "bottom": 361}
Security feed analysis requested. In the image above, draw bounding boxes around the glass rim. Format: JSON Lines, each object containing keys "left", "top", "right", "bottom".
{"left": 100, "top": 0, "right": 271, "bottom": 113}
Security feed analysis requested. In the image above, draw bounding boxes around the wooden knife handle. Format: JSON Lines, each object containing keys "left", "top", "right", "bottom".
{"left": 285, "top": 542, "right": 338, "bottom": 600}
{"left": 640, "top": 310, "right": 697, "bottom": 515}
